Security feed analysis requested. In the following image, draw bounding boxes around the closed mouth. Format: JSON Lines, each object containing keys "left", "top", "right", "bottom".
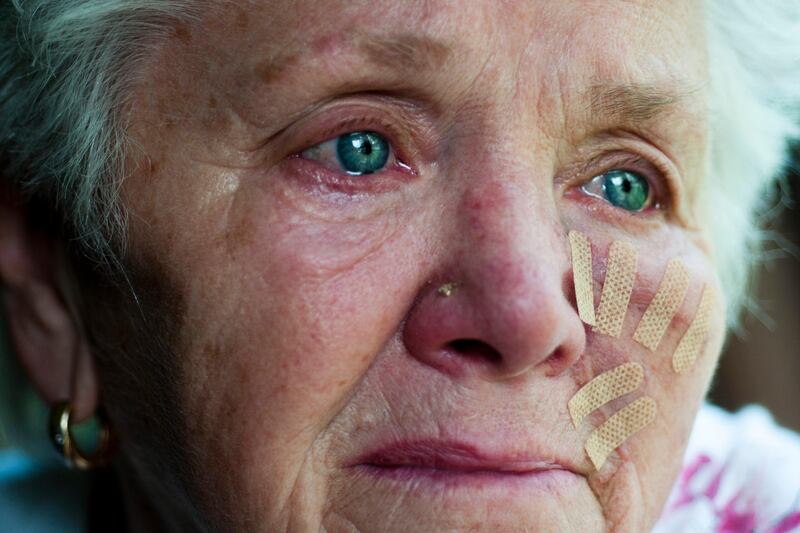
{"left": 352, "top": 439, "right": 580, "bottom": 477}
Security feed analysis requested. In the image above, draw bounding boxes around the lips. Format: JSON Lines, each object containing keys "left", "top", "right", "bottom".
{"left": 352, "top": 439, "right": 581, "bottom": 476}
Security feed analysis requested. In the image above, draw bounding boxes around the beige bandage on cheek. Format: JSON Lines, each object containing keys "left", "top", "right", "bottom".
{"left": 569, "top": 231, "right": 596, "bottom": 326}
{"left": 593, "top": 240, "right": 638, "bottom": 338}
{"left": 568, "top": 362, "right": 644, "bottom": 428}
{"left": 672, "top": 285, "right": 715, "bottom": 374}
{"left": 584, "top": 396, "right": 657, "bottom": 471}
{"left": 633, "top": 259, "right": 690, "bottom": 351}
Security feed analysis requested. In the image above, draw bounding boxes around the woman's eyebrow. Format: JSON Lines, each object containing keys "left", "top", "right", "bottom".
{"left": 359, "top": 33, "right": 453, "bottom": 73}
{"left": 255, "top": 32, "right": 454, "bottom": 87}
{"left": 586, "top": 83, "right": 689, "bottom": 125}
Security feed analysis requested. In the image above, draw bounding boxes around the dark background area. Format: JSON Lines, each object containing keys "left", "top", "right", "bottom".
{"left": 710, "top": 145, "right": 800, "bottom": 432}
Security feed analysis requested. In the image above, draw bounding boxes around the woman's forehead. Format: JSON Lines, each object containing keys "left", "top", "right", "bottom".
{"left": 148, "top": 0, "right": 707, "bottom": 156}
{"left": 200, "top": 0, "right": 707, "bottom": 80}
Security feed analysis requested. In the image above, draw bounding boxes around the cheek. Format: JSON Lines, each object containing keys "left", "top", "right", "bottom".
{"left": 568, "top": 229, "right": 725, "bottom": 457}
{"left": 171, "top": 181, "right": 434, "bottom": 497}
{"left": 569, "top": 230, "right": 725, "bottom": 522}
{"left": 574, "top": 229, "right": 723, "bottom": 379}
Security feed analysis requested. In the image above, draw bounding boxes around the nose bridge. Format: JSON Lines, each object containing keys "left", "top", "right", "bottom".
{"left": 455, "top": 167, "right": 566, "bottom": 332}
{"left": 454, "top": 127, "right": 562, "bottom": 265}
{"left": 401, "top": 125, "right": 586, "bottom": 383}
{"left": 446, "top": 145, "right": 583, "bottom": 375}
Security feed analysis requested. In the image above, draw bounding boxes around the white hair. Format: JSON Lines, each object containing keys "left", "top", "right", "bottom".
{"left": 704, "top": 0, "right": 800, "bottom": 328}
{"left": 0, "top": 0, "right": 197, "bottom": 264}
{"left": 0, "top": 1, "right": 798, "bottom": 450}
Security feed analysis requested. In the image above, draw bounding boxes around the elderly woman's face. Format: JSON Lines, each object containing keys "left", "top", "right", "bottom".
{"left": 113, "top": 0, "right": 719, "bottom": 531}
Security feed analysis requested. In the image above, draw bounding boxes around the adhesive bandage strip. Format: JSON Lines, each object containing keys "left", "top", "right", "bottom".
{"left": 633, "top": 259, "right": 690, "bottom": 351}
{"left": 593, "top": 240, "right": 638, "bottom": 338}
{"left": 672, "top": 285, "right": 715, "bottom": 374}
{"left": 568, "top": 362, "right": 644, "bottom": 428}
{"left": 585, "top": 396, "right": 657, "bottom": 471}
{"left": 569, "top": 231, "right": 596, "bottom": 326}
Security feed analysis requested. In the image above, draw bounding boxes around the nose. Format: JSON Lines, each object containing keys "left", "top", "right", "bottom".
{"left": 402, "top": 176, "right": 586, "bottom": 382}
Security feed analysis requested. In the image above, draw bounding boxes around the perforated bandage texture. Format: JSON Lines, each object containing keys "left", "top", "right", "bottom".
{"left": 568, "top": 362, "right": 644, "bottom": 428}
{"left": 633, "top": 259, "right": 690, "bottom": 351}
{"left": 593, "top": 240, "right": 638, "bottom": 338}
{"left": 584, "top": 396, "right": 657, "bottom": 471}
{"left": 672, "top": 285, "right": 715, "bottom": 374}
{"left": 569, "top": 231, "right": 596, "bottom": 326}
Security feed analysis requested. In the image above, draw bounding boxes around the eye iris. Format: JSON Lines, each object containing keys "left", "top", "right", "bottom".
{"left": 336, "top": 131, "right": 390, "bottom": 175}
{"left": 602, "top": 170, "right": 649, "bottom": 212}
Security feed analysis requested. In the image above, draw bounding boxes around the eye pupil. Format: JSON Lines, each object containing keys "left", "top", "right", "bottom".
{"left": 602, "top": 170, "right": 649, "bottom": 212}
{"left": 336, "top": 131, "right": 389, "bottom": 175}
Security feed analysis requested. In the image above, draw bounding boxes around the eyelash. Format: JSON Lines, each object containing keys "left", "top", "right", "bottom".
{"left": 288, "top": 116, "right": 675, "bottom": 215}
{"left": 596, "top": 155, "right": 675, "bottom": 215}
{"left": 292, "top": 116, "right": 412, "bottom": 175}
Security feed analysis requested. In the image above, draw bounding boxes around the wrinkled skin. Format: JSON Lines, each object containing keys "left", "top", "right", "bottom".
{"left": 81, "top": 1, "right": 722, "bottom": 531}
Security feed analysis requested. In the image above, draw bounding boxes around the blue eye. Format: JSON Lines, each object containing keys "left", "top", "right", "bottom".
{"left": 336, "top": 131, "right": 390, "bottom": 175}
{"left": 301, "top": 130, "right": 392, "bottom": 176}
{"left": 583, "top": 169, "right": 652, "bottom": 212}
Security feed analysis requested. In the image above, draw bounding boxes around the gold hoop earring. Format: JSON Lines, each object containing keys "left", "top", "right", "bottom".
{"left": 49, "top": 401, "right": 114, "bottom": 470}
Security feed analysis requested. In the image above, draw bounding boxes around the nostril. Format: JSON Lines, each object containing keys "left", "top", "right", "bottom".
{"left": 545, "top": 346, "right": 567, "bottom": 369}
{"left": 447, "top": 339, "right": 503, "bottom": 365}
{"left": 544, "top": 343, "right": 584, "bottom": 377}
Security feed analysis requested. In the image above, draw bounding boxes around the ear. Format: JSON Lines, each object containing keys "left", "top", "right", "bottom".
{"left": 0, "top": 197, "right": 98, "bottom": 423}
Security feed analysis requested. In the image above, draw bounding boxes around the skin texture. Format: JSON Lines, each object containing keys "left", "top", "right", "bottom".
{"left": 0, "top": 0, "right": 726, "bottom": 532}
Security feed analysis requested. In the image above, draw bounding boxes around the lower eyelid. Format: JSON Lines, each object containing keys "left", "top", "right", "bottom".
{"left": 280, "top": 155, "right": 413, "bottom": 198}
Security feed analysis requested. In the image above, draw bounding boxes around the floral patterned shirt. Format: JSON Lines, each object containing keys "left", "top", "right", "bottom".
{"left": 653, "top": 404, "right": 800, "bottom": 533}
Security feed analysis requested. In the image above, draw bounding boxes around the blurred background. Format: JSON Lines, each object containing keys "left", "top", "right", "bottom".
{"left": 710, "top": 144, "right": 800, "bottom": 432}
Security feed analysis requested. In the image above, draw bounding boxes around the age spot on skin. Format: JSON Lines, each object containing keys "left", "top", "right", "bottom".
{"left": 173, "top": 22, "right": 192, "bottom": 45}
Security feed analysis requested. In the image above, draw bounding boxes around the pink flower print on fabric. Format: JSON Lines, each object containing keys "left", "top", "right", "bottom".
{"left": 716, "top": 489, "right": 757, "bottom": 533}
{"left": 671, "top": 454, "right": 713, "bottom": 509}
{"left": 669, "top": 454, "right": 800, "bottom": 533}
{"left": 770, "top": 512, "right": 800, "bottom": 533}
